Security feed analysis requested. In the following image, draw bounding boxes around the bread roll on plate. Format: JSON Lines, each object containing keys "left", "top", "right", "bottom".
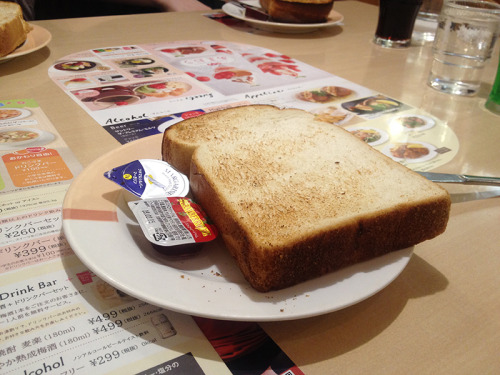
{"left": 260, "top": 0, "right": 335, "bottom": 23}
{"left": 0, "top": 1, "right": 32, "bottom": 57}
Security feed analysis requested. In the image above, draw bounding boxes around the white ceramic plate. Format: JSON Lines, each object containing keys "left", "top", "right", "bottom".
{"left": 0, "top": 24, "right": 52, "bottom": 63}
{"left": 62, "top": 134, "right": 413, "bottom": 321}
{"left": 222, "top": 1, "right": 344, "bottom": 34}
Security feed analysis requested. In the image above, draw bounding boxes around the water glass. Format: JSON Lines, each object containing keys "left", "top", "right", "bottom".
{"left": 418, "top": 0, "right": 443, "bottom": 21}
{"left": 412, "top": 0, "right": 443, "bottom": 42}
{"left": 428, "top": 0, "right": 500, "bottom": 96}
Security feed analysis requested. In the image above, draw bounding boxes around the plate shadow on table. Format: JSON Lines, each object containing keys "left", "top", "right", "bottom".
{"left": 221, "top": 23, "right": 344, "bottom": 40}
{"left": 260, "top": 254, "right": 449, "bottom": 365}
{"left": 0, "top": 47, "right": 51, "bottom": 73}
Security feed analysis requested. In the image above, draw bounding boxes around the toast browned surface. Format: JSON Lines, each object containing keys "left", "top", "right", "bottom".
{"left": 162, "top": 105, "right": 320, "bottom": 176}
{"left": 162, "top": 105, "right": 451, "bottom": 292}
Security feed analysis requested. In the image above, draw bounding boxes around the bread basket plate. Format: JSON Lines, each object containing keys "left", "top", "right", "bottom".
{"left": 62, "top": 134, "right": 413, "bottom": 321}
{"left": 0, "top": 24, "right": 52, "bottom": 63}
{"left": 222, "top": 1, "right": 344, "bottom": 34}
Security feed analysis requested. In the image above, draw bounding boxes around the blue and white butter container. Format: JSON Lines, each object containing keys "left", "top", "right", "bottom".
{"left": 104, "top": 159, "right": 189, "bottom": 199}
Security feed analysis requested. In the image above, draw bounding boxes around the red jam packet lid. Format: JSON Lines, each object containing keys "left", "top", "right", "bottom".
{"left": 128, "top": 197, "right": 218, "bottom": 256}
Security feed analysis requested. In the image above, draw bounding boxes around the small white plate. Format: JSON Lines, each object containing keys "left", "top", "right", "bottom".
{"left": 0, "top": 24, "right": 52, "bottom": 63}
{"left": 62, "top": 134, "right": 413, "bottom": 322}
{"left": 222, "top": 1, "right": 344, "bottom": 34}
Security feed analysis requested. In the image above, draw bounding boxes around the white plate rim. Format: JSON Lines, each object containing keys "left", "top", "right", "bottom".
{"left": 0, "top": 24, "right": 52, "bottom": 62}
{"left": 62, "top": 135, "right": 413, "bottom": 321}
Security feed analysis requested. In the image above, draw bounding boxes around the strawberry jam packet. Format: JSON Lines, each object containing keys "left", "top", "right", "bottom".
{"left": 104, "top": 159, "right": 189, "bottom": 199}
{"left": 128, "top": 197, "right": 218, "bottom": 256}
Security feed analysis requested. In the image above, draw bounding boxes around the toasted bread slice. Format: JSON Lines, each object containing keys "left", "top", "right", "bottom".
{"left": 163, "top": 105, "right": 450, "bottom": 292}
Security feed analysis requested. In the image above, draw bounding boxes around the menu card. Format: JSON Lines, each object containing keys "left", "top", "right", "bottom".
{"left": 0, "top": 99, "right": 303, "bottom": 375}
{"left": 49, "top": 40, "right": 459, "bottom": 171}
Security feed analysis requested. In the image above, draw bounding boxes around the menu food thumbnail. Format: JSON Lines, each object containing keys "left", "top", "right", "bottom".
{"left": 49, "top": 40, "right": 459, "bottom": 171}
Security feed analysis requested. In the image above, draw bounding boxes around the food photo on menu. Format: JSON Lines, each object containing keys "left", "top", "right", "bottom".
{"left": 0, "top": 100, "right": 82, "bottom": 198}
{"left": 49, "top": 41, "right": 333, "bottom": 111}
{"left": 71, "top": 79, "right": 198, "bottom": 111}
{"left": 47, "top": 40, "right": 459, "bottom": 173}
{"left": 0, "top": 107, "right": 56, "bottom": 153}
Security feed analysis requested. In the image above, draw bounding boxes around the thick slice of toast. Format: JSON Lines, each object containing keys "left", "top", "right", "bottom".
{"left": 162, "top": 105, "right": 450, "bottom": 292}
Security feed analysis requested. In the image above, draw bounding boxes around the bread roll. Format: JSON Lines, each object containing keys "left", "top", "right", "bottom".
{"left": 260, "top": 0, "right": 335, "bottom": 23}
{"left": 0, "top": 1, "right": 32, "bottom": 57}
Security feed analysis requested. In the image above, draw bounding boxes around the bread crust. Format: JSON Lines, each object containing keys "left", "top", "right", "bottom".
{"left": 0, "top": 1, "right": 32, "bottom": 57}
{"left": 164, "top": 105, "right": 451, "bottom": 292}
{"left": 260, "top": 0, "right": 334, "bottom": 23}
{"left": 192, "top": 162, "right": 449, "bottom": 292}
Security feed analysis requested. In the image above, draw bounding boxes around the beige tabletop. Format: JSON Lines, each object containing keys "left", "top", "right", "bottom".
{"left": 2, "top": 1, "right": 500, "bottom": 373}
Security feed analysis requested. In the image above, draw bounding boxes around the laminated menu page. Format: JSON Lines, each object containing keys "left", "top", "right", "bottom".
{"left": 0, "top": 99, "right": 304, "bottom": 375}
{"left": 0, "top": 99, "right": 82, "bottom": 272}
{"left": 49, "top": 40, "right": 460, "bottom": 172}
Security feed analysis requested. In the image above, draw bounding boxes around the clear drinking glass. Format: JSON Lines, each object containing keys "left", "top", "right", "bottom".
{"left": 413, "top": 0, "right": 443, "bottom": 42}
{"left": 418, "top": 0, "right": 443, "bottom": 21}
{"left": 427, "top": 0, "right": 500, "bottom": 96}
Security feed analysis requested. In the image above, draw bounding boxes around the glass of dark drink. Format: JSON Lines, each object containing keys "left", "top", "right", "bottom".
{"left": 374, "top": 0, "right": 423, "bottom": 48}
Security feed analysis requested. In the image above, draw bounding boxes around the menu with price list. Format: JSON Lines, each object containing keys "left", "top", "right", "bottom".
{"left": 0, "top": 99, "right": 301, "bottom": 375}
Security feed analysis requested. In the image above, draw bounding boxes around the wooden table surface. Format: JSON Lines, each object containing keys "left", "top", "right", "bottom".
{"left": 2, "top": 1, "right": 499, "bottom": 373}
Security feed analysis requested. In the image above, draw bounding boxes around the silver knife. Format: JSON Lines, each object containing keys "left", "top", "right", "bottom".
{"left": 416, "top": 172, "right": 500, "bottom": 187}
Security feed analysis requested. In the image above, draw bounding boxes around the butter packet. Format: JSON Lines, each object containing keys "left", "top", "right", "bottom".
{"left": 104, "top": 159, "right": 189, "bottom": 199}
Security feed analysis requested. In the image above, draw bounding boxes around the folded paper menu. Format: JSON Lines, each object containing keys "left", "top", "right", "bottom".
{"left": 49, "top": 40, "right": 459, "bottom": 171}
